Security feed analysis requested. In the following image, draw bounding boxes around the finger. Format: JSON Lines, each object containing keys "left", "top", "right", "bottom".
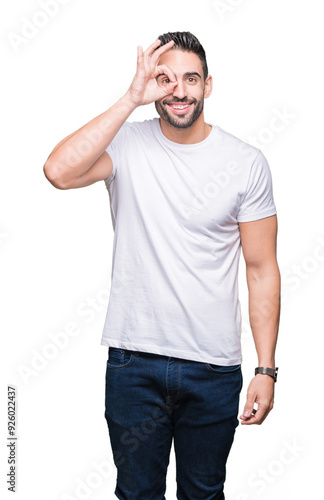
{"left": 241, "top": 415, "right": 258, "bottom": 425}
{"left": 240, "top": 395, "right": 256, "bottom": 420}
{"left": 241, "top": 405, "right": 268, "bottom": 425}
{"left": 143, "top": 39, "right": 162, "bottom": 58}
{"left": 155, "top": 63, "right": 177, "bottom": 83}
{"left": 137, "top": 46, "right": 144, "bottom": 67}
{"left": 151, "top": 40, "right": 175, "bottom": 63}
{"left": 239, "top": 409, "right": 257, "bottom": 421}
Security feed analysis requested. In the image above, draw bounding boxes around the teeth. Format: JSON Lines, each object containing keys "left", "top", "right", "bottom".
{"left": 171, "top": 105, "right": 190, "bottom": 109}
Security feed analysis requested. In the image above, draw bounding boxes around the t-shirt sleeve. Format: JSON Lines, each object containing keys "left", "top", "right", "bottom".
{"left": 237, "top": 150, "right": 277, "bottom": 222}
{"left": 104, "top": 122, "right": 131, "bottom": 187}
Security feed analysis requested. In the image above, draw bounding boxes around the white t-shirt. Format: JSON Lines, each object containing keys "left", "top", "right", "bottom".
{"left": 100, "top": 117, "right": 277, "bottom": 365}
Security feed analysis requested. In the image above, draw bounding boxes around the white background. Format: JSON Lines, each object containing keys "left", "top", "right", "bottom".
{"left": 1, "top": 0, "right": 323, "bottom": 498}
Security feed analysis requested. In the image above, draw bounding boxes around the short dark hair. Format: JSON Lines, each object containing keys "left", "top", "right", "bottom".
{"left": 155, "top": 31, "right": 208, "bottom": 81}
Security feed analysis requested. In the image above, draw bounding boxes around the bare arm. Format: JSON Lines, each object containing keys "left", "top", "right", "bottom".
{"left": 43, "top": 39, "right": 177, "bottom": 190}
{"left": 238, "top": 214, "right": 281, "bottom": 425}
{"left": 241, "top": 214, "right": 280, "bottom": 368}
{"left": 43, "top": 95, "right": 136, "bottom": 189}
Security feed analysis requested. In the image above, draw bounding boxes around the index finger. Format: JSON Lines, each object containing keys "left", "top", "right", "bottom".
{"left": 241, "top": 406, "right": 267, "bottom": 425}
{"left": 155, "top": 63, "right": 177, "bottom": 83}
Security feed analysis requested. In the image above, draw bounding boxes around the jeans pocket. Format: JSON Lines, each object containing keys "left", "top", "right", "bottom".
{"left": 205, "top": 363, "right": 241, "bottom": 374}
{"left": 107, "top": 347, "right": 134, "bottom": 369}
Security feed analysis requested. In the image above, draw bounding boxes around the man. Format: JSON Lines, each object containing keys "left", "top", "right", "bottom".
{"left": 44, "top": 31, "right": 280, "bottom": 500}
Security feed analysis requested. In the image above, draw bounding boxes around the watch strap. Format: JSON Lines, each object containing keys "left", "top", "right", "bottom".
{"left": 255, "top": 366, "right": 278, "bottom": 382}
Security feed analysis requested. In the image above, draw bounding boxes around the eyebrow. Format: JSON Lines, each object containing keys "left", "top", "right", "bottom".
{"left": 183, "top": 72, "right": 201, "bottom": 79}
{"left": 157, "top": 71, "right": 202, "bottom": 80}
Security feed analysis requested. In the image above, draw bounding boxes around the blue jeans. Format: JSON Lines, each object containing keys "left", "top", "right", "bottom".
{"left": 104, "top": 347, "right": 243, "bottom": 500}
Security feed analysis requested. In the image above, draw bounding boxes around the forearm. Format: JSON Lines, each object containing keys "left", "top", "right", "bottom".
{"left": 44, "top": 93, "right": 136, "bottom": 185}
{"left": 247, "top": 265, "right": 281, "bottom": 368}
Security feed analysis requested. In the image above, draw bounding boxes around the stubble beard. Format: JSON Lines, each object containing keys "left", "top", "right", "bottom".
{"left": 155, "top": 97, "right": 204, "bottom": 129}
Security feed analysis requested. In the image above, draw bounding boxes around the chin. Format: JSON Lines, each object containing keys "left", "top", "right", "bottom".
{"left": 166, "top": 119, "right": 194, "bottom": 129}
{"left": 155, "top": 102, "right": 204, "bottom": 129}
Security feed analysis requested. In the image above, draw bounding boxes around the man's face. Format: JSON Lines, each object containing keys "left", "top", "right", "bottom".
{"left": 154, "top": 49, "right": 210, "bottom": 129}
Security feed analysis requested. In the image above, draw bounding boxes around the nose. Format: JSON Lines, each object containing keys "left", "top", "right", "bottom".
{"left": 171, "top": 79, "right": 187, "bottom": 100}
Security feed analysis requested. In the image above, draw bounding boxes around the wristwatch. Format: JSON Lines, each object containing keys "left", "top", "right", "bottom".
{"left": 255, "top": 366, "right": 278, "bottom": 382}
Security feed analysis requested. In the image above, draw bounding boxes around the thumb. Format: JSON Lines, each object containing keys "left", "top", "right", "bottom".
{"left": 156, "top": 81, "right": 177, "bottom": 101}
{"left": 241, "top": 393, "right": 256, "bottom": 419}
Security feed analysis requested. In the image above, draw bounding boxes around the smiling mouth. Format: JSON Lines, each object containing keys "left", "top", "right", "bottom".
{"left": 167, "top": 103, "right": 191, "bottom": 109}
{"left": 166, "top": 103, "right": 193, "bottom": 113}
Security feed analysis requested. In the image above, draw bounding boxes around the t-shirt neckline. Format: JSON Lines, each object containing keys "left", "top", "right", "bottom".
{"left": 152, "top": 117, "right": 219, "bottom": 150}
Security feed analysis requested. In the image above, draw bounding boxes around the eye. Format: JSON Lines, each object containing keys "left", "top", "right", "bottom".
{"left": 159, "top": 76, "right": 197, "bottom": 85}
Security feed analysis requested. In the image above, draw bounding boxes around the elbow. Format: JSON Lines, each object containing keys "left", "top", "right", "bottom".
{"left": 43, "top": 161, "right": 69, "bottom": 190}
{"left": 246, "top": 261, "right": 280, "bottom": 284}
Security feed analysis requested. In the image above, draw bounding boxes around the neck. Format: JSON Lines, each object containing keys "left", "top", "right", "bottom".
{"left": 158, "top": 114, "right": 212, "bottom": 145}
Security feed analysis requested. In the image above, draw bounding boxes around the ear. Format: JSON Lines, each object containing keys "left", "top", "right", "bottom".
{"left": 203, "top": 74, "right": 213, "bottom": 98}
